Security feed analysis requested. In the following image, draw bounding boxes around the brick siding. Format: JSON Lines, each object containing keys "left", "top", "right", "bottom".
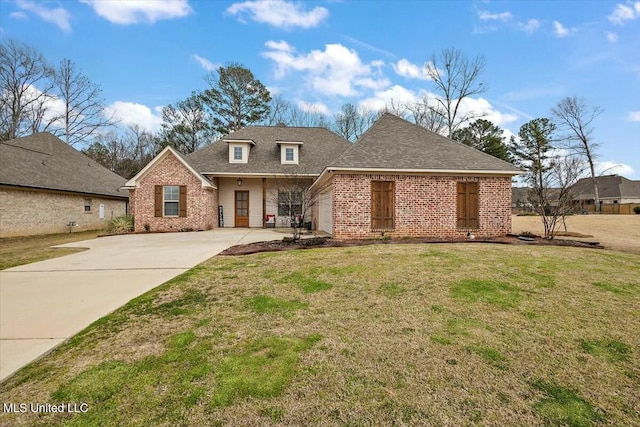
{"left": 331, "top": 174, "right": 512, "bottom": 240}
{"left": 0, "top": 187, "right": 126, "bottom": 237}
{"left": 129, "top": 153, "right": 217, "bottom": 232}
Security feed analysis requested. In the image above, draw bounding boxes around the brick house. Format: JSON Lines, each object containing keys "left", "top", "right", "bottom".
{"left": 0, "top": 133, "right": 128, "bottom": 237}
{"left": 125, "top": 114, "right": 521, "bottom": 238}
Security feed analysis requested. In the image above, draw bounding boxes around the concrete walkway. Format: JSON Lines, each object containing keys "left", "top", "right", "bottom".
{"left": 0, "top": 229, "right": 282, "bottom": 381}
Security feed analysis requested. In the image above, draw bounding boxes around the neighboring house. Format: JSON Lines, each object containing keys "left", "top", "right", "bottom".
{"left": 569, "top": 175, "right": 640, "bottom": 214}
{"left": 0, "top": 133, "right": 128, "bottom": 237}
{"left": 125, "top": 114, "right": 521, "bottom": 239}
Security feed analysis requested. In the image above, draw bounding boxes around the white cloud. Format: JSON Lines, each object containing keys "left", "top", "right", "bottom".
{"left": 9, "top": 11, "right": 28, "bottom": 19}
{"left": 192, "top": 54, "right": 217, "bottom": 72}
{"left": 606, "top": 31, "right": 619, "bottom": 42}
{"left": 359, "top": 85, "right": 421, "bottom": 111}
{"left": 227, "top": 0, "right": 328, "bottom": 29}
{"left": 478, "top": 10, "right": 512, "bottom": 22}
{"left": 608, "top": 2, "right": 640, "bottom": 25}
{"left": 262, "top": 41, "right": 388, "bottom": 97}
{"left": 295, "top": 100, "right": 329, "bottom": 115}
{"left": 265, "top": 40, "right": 294, "bottom": 52}
{"left": 16, "top": 0, "right": 71, "bottom": 32}
{"left": 553, "top": 20, "right": 572, "bottom": 37}
{"left": 392, "top": 59, "right": 430, "bottom": 80}
{"left": 518, "top": 18, "right": 540, "bottom": 34}
{"left": 628, "top": 111, "right": 640, "bottom": 121}
{"left": 596, "top": 161, "right": 634, "bottom": 177}
{"left": 104, "top": 101, "right": 163, "bottom": 131}
{"left": 457, "top": 97, "right": 518, "bottom": 128}
{"left": 80, "top": 0, "right": 192, "bottom": 25}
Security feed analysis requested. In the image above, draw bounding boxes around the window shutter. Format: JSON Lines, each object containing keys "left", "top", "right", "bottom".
{"left": 154, "top": 186, "right": 162, "bottom": 217}
{"left": 467, "top": 182, "right": 479, "bottom": 229}
{"left": 457, "top": 182, "right": 479, "bottom": 228}
{"left": 456, "top": 182, "right": 466, "bottom": 228}
{"left": 371, "top": 181, "right": 394, "bottom": 230}
{"left": 179, "top": 186, "right": 187, "bottom": 217}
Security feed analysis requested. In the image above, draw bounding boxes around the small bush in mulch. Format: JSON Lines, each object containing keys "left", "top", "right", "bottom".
{"left": 219, "top": 235, "right": 604, "bottom": 256}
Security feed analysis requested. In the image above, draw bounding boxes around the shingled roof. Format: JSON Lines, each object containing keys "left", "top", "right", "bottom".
{"left": 328, "top": 113, "right": 522, "bottom": 173}
{"left": 570, "top": 175, "right": 640, "bottom": 199}
{"left": 0, "top": 133, "right": 127, "bottom": 199}
{"left": 187, "top": 126, "right": 351, "bottom": 175}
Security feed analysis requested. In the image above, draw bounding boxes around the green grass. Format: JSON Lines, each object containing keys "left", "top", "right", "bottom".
{"left": 0, "top": 230, "right": 99, "bottom": 270}
{"left": 450, "top": 278, "right": 522, "bottom": 308}
{"left": 579, "top": 338, "right": 631, "bottom": 362}
{"left": 244, "top": 295, "right": 308, "bottom": 316}
{"left": 1, "top": 243, "right": 639, "bottom": 426}
{"left": 532, "top": 380, "right": 604, "bottom": 426}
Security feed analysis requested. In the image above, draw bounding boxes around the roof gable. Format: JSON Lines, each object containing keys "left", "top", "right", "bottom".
{"left": 0, "top": 133, "right": 127, "bottom": 198}
{"left": 328, "top": 113, "right": 522, "bottom": 174}
{"left": 570, "top": 175, "right": 640, "bottom": 199}
{"left": 124, "top": 146, "right": 214, "bottom": 189}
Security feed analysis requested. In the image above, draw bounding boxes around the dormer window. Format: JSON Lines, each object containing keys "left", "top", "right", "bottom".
{"left": 225, "top": 138, "right": 255, "bottom": 164}
{"left": 277, "top": 140, "right": 303, "bottom": 165}
{"left": 285, "top": 147, "right": 294, "bottom": 162}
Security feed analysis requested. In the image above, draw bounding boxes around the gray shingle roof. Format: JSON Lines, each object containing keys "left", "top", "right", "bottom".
{"left": 570, "top": 175, "right": 640, "bottom": 199}
{"left": 187, "top": 126, "right": 351, "bottom": 175}
{"left": 329, "top": 113, "right": 522, "bottom": 173}
{"left": 0, "top": 133, "right": 128, "bottom": 199}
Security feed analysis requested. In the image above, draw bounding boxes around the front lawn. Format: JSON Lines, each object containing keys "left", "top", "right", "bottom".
{"left": 1, "top": 244, "right": 638, "bottom": 426}
{"left": 0, "top": 230, "right": 99, "bottom": 270}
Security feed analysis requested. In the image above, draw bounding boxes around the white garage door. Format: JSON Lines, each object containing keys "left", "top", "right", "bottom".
{"left": 318, "top": 189, "right": 332, "bottom": 235}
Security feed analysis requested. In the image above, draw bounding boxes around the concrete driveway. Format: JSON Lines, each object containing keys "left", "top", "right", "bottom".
{"left": 0, "top": 228, "right": 282, "bottom": 381}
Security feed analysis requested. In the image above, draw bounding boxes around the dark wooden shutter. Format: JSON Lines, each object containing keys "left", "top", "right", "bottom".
{"left": 371, "top": 181, "right": 394, "bottom": 230}
{"left": 179, "top": 186, "right": 187, "bottom": 217}
{"left": 457, "top": 182, "right": 479, "bottom": 228}
{"left": 154, "top": 185, "right": 162, "bottom": 217}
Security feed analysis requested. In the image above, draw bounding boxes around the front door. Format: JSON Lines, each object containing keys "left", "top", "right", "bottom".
{"left": 235, "top": 191, "right": 249, "bottom": 227}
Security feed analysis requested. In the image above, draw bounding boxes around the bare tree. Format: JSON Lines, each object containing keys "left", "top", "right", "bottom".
{"left": 270, "top": 176, "right": 320, "bottom": 241}
{"left": 0, "top": 39, "right": 55, "bottom": 140}
{"left": 510, "top": 117, "right": 579, "bottom": 239}
{"left": 552, "top": 96, "right": 603, "bottom": 212}
{"left": 264, "top": 95, "right": 331, "bottom": 128}
{"left": 425, "top": 48, "right": 487, "bottom": 137}
{"left": 333, "top": 103, "right": 376, "bottom": 142}
{"left": 53, "top": 58, "right": 114, "bottom": 146}
{"left": 405, "top": 96, "right": 448, "bottom": 134}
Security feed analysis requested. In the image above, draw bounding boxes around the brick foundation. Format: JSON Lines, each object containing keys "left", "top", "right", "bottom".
{"left": 331, "top": 174, "right": 512, "bottom": 240}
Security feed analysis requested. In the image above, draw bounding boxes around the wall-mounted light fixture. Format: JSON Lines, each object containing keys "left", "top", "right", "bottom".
{"left": 237, "top": 178, "right": 243, "bottom": 187}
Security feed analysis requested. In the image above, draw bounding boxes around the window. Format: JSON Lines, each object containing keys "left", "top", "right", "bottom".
{"left": 155, "top": 185, "right": 186, "bottom": 217}
{"left": 84, "top": 198, "right": 92, "bottom": 213}
{"left": 456, "top": 182, "right": 479, "bottom": 229}
{"left": 371, "top": 181, "right": 394, "bottom": 230}
{"left": 164, "top": 186, "right": 180, "bottom": 216}
{"left": 233, "top": 146, "right": 243, "bottom": 161}
{"left": 285, "top": 147, "right": 294, "bottom": 162}
{"left": 278, "top": 191, "right": 302, "bottom": 216}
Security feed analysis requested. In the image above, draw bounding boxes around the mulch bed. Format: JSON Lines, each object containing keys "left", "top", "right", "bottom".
{"left": 219, "top": 234, "right": 604, "bottom": 256}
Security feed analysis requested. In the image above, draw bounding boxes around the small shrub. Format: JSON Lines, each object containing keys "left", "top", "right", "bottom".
{"left": 520, "top": 231, "right": 537, "bottom": 238}
{"left": 633, "top": 206, "right": 640, "bottom": 214}
{"left": 144, "top": 223, "right": 151, "bottom": 232}
{"left": 106, "top": 215, "right": 134, "bottom": 234}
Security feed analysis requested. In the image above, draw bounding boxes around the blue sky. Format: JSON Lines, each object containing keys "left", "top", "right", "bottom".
{"left": 1, "top": 0, "right": 639, "bottom": 178}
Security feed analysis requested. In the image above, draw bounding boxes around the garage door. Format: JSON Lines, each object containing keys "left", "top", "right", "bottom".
{"left": 318, "top": 189, "right": 332, "bottom": 235}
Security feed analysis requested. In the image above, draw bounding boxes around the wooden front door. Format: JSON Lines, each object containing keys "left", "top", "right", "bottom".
{"left": 235, "top": 191, "right": 249, "bottom": 227}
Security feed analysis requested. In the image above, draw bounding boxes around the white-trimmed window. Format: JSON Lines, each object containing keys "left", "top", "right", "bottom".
{"left": 285, "top": 147, "right": 294, "bottom": 162}
{"left": 233, "top": 146, "right": 243, "bottom": 161}
{"left": 84, "top": 198, "right": 92, "bottom": 213}
{"left": 163, "top": 186, "right": 180, "bottom": 216}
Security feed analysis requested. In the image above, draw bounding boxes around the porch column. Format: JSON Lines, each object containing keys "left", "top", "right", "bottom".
{"left": 262, "top": 177, "right": 266, "bottom": 228}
